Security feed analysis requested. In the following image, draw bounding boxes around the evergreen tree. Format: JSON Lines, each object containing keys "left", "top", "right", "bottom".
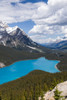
{"left": 54, "top": 87, "right": 63, "bottom": 100}
{"left": 22, "top": 95, "right": 26, "bottom": 100}
{"left": 43, "top": 83, "right": 48, "bottom": 92}
{"left": 10, "top": 93, "right": 13, "bottom": 100}
{"left": 40, "top": 90, "right": 44, "bottom": 100}
{"left": 0, "top": 92, "right": 2, "bottom": 100}
{"left": 0, "top": 96, "right": 1, "bottom": 100}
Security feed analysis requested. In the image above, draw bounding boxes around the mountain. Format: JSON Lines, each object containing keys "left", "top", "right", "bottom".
{"left": 0, "top": 21, "right": 44, "bottom": 53}
{"left": 44, "top": 40, "right": 67, "bottom": 52}
{"left": 0, "top": 21, "right": 56, "bottom": 67}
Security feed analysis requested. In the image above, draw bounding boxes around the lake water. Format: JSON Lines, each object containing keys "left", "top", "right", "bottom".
{"left": 0, "top": 57, "right": 60, "bottom": 84}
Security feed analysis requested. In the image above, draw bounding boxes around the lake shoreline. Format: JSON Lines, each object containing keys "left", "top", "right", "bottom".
{"left": 0, "top": 57, "right": 61, "bottom": 72}
{"left": 0, "top": 62, "right": 5, "bottom": 68}
{"left": 0, "top": 57, "right": 61, "bottom": 84}
{"left": 0, "top": 57, "right": 44, "bottom": 69}
{"left": 55, "top": 63, "right": 61, "bottom": 72}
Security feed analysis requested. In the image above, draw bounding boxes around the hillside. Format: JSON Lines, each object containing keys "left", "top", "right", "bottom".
{"left": 0, "top": 45, "right": 45, "bottom": 67}
{"left": 0, "top": 45, "right": 67, "bottom": 71}
{"left": 0, "top": 70, "right": 67, "bottom": 100}
{"left": 39, "top": 81, "right": 67, "bottom": 100}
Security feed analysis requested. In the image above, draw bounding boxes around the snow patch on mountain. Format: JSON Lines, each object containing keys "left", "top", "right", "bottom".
{"left": 0, "top": 21, "right": 43, "bottom": 53}
{"left": 6, "top": 26, "right": 18, "bottom": 33}
{"left": 6, "top": 26, "right": 28, "bottom": 37}
{"left": 27, "top": 45, "right": 43, "bottom": 52}
{"left": 0, "top": 21, "right": 8, "bottom": 28}
{"left": 0, "top": 35, "right": 2, "bottom": 39}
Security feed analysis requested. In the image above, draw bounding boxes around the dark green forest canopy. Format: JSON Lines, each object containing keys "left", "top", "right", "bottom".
{"left": 0, "top": 70, "right": 67, "bottom": 100}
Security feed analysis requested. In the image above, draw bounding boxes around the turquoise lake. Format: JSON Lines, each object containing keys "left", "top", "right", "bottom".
{"left": 0, "top": 57, "right": 60, "bottom": 84}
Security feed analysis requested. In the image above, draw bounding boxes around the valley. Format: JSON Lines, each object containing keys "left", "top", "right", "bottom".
{"left": 0, "top": 45, "right": 67, "bottom": 71}
{"left": 0, "top": 21, "right": 67, "bottom": 71}
{"left": 0, "top": 21, "right": 67, "bottom": 100}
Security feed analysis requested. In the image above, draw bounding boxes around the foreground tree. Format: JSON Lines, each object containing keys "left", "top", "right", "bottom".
{"left": 54, "top": 87, "right": 63, "bottom": 100}
{"left": 40, "top": 90, "right": 44, "bottom": 100}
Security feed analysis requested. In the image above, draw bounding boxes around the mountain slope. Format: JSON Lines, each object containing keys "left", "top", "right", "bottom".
{"left": 0, "top": 21, "right": 43, "bottom": 53}
{"left": 0, "top": 70, "right": 67, "bottom": 100}
{"left": 0, "top": 45, "right": 45, "bottom": 67}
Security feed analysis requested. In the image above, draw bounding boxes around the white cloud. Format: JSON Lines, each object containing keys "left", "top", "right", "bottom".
{"left": 29, "top": 0, "right": 67, "bottom": 43}
{"left": 0, "top": 0, "right": 67, "bottom": 43}
{"left": 65, "top": 34, "right": 67, "bottom": 37}
{"left": 29, "top": 25, "right": 64, "bottom": 35}
{"left": 0, "top": 0, "right": 43, "bottom": 23}
{"left": 30, "top": 35, "right": 66, "bottom": 44}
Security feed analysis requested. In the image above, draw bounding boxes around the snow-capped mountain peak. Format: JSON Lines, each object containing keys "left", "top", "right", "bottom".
{"left": 6, "top": 26, "right": 18, "bottom": 34}
{"left": 6, "top": 25, "right": 27, "bottom": 36}
{"left": 0, "top": 21, "right": 44, "bottom": 53}
{"left": 0, "top": 21, "right": 8, "bottom": 32}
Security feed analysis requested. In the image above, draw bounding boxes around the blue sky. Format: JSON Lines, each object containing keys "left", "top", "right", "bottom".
{"left": 0, "top": 0, "right": 67, "bottom": 43}
{"left": 20, "top": 0, "right": 48, "bottom": 3}
{"left": 9, "top": 20, "right": 35, "bottom": 34}
{"left": 9, "top": 0, "right": 48, "bottom": 34}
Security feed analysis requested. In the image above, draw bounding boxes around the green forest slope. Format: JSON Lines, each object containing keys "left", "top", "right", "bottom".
{"left": 0, "top": 70, "right": 67, "bottom": 100}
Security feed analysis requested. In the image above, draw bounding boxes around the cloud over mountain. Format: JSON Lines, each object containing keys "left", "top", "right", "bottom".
{"left": 0, "top": 0, "right": 67, "bottom": 43}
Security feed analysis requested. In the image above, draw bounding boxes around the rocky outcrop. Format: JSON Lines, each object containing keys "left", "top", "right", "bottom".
{"left": 0, "top": 62, "right": 5, "bottom": 68}
{"left": 39, "top": 81, "right": 67, "bottom": 100}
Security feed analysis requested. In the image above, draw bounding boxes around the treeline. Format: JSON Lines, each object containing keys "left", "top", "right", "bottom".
{"left": 0, "top": 45, "right": 45, "bottom": 66}
{"left": 0, "top": 70, "right": 67, "bottom": 100}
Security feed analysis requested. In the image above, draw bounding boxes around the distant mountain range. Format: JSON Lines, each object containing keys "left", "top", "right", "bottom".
{"left": 44, "top": 40, "right": 67, "bottom": 52}
{"left": 1, "top": 21, "right": 67, "bottom": 53}
{"left": 0, "top": 21, "right": 45, "bottom": 53}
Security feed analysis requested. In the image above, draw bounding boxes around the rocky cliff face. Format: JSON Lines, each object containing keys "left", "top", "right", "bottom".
{"left": 39, "top": 81, "right": 67, "bottom": 100}
{"left": 0, "top": 21, "right": 44, "bottom": 52}
{"left": 0, "top": 21, "right": 36, "bottom": 47}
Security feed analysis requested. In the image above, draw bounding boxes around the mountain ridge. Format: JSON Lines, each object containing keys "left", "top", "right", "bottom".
{"left": 43, "top": 40, "right": 67, "bottom": 52}
{"left": 0, "top": 21, "right": 44, "bottom": 53}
